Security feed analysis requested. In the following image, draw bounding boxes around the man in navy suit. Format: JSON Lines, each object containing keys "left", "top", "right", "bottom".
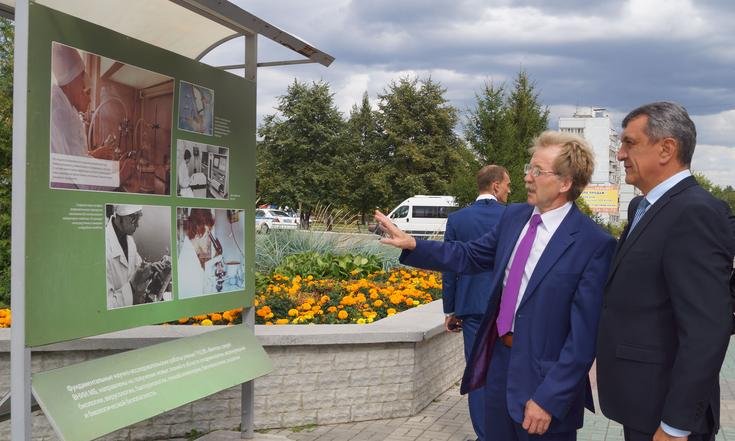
{"left": 597, "top": 102, "right": 735, "bottom": 441}
{"left": 376, "top": 131, "right": 615, "bottom": 440}
{"left": 443, "top": 164, "right": 510, "bottom": 441}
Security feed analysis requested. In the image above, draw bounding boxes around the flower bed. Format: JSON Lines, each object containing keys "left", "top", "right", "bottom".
{"left": 253, "top": 268, "right": 442, "bottom": 325}
{"left": 0, "top": 308, "right": 10, "bottom": 328}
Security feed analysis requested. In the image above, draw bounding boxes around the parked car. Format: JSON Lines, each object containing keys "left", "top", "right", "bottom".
{"left": 255, "top": 208, "right": 299, "bottom": 233}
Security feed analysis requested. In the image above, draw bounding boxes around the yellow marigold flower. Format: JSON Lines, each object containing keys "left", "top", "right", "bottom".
{"left": 413, "top": 300, "right": 420, "bottom": 306}
{"left": 265, "top": 321, "right": 273, "bottom": 326}
{"left": 387, "top": 308, "right": 397, "bottom": 316}
{"left": 357, "top": 318, "right": 366, "bottom": 324}
{"left": 307, "top": 275, "right": 314, "bottom": 281}
{"left": 327, "top": 306, "right": 337, "bottom": 313}
{"left": 275, "top": 319, "right": 289, "bottom": 325}
{"left": 369, "top": 291, "right": 379, "bottom": 300}
{"left": 177, "top": 317, "right": 190, "bottom": 324}
{"left": 373, "top": 299, "right": 384, "bottom": 308}
{"left": 266, "top": 312, "right": 274, "bottom": 319}
{"left": 367, "top": 317, "right": 374, "bottom": 323}
{"left": 350, "top": 269, "right": 360, "bottom": 275}
{"left": 288, "top": 309, "right": 299, "bottom": 317}
{"left": 320, "top": 295, "right": 330, "bottom": 304}
{"left": 201, "top": 319, "right": 213, "bottom": 326}
{"left": 253, "top": 299, "right": 259, "bottom": 306}
{"left": 337, "top": 310, "right": 349, "bottom": 320}
{"left": 256, "top": 306, "right": 272, "bottom": 318}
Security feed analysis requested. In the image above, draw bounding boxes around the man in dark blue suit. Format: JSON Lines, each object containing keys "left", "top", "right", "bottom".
{"left": 376, "top": 131, "right": 616, "bottom": 440}
{"left": 443, "top": 164, "right": 510, "bottom": 441}
{"left": 597, "top": 102, "right": 735, "bottom": 441}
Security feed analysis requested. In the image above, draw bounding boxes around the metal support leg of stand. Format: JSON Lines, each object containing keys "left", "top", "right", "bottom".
{"left": 240, "top": 307, "right": 255, "bottom": 439}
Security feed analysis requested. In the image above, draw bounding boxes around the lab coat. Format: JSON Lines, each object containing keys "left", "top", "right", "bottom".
{"left": 50, "top": 84, "right": 88, "bottom": 156}
{"left": 178, "top": 160, "right": 194, "bottom": 198}
{"left": 105, "top": 217, "right": 143, "bottom": 309}
{"left": 177, "top": 236, "right": 218, "bottom": 298}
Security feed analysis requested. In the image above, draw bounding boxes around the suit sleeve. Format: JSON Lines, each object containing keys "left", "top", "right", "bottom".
{"left": 442, "top": 216, "right": 458, "bottom": 314}
{"left": 532, "top": 236, "right": 616, "bottom": 419}
{"left": 400, "top": 225, "right": 499, "bottom": 275}
{"left": 660, "top": 201, "right": 734, "bottom": 429}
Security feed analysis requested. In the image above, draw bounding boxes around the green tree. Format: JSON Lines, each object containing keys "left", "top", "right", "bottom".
{"left": 377, "top": 76, "right": 465, "bottom": 205}
{"left": 694, "top": 172, "right": 735, "bottom": 212}
{"left": 0, "top": 18, "right": 13, "bottom": 307}
{"left": 464, "top": 70, "right": 549, "bottom": 203}
{"left": 343, "top": 92, "right": 393, "bottom": 222}
{"left": 257, "top": 80, "right": 348, "bottom": 226}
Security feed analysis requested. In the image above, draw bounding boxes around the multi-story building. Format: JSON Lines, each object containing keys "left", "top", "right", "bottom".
{"left": 558, "top": 107, "right": 628, "bottom": 224}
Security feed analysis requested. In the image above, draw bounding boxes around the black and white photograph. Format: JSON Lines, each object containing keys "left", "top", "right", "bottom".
{"left": 105, "top": 204, "right": 173, "bottom": 309}
{"left": 176, "top": 139, "right": 230, "bottom": 199}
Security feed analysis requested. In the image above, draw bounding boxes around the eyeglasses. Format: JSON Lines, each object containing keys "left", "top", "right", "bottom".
{"left": 524, "top": 163, "right": 558, "bottom": 177}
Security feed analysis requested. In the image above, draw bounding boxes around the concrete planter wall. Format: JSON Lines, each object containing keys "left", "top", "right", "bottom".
{"left": 0, "top": 300, "right": 464, "bottom": 440}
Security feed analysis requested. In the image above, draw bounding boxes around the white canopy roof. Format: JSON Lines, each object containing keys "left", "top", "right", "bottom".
{"left": 0, "top": 0, "right": 334, "bottom": 67}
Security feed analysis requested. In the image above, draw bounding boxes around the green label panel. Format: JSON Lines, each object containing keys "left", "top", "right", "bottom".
{"left": 33, "top": 326, "right": 272, "bottom": 441}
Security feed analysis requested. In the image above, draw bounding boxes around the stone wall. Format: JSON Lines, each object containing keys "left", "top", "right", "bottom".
{"left": 0, "top": 300, "right": 465, "bottom": 440}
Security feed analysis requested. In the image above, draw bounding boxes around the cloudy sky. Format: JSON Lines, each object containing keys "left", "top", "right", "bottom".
{"left": 203, "top": 0, "right": 735, "bottom": 188}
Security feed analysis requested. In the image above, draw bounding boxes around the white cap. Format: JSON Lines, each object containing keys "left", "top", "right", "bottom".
{"left": 114, "top": 204, "right": 143, "bottom": 217}
{"left": 51, "top": 43, "right": 85, "bottom": 86}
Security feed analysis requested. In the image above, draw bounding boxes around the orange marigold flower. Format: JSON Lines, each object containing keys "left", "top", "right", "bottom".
{"left": 275, "top": 319, "right": 289, "bottom": 325}
{"left": 177, "top": 317, "right": 190, "bottom": 324}
{"left": 373, "top": 300, "right": 384, "bottom": 308}
{"left": 387, "top": 308, "right": 397, "bottom": 316}
{"left": 327, "top": 306, "right": 337, "bottom": 313}
{"left": 210, "top": 313, "right": 223, "bottom": 321}
{"left": 337, "top": 310, "right": 349, "bottom": 320}
{"left": 301, "top": 302, "right": 312, "bottom": 311}
{"left": 288, "top": 309, "right": 299, "bottom": 317}
{"left": 194, "top": 314, "right": 208, "bottom": 321}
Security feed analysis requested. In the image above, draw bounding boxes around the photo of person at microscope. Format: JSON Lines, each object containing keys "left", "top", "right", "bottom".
{"left": 176, "top": 140, "right": 230, "bottom": 199}
{"left": 176, "top": 208, "right": 245, "bottom": 299}
{"left": 105, "top": 204, "right": 173, "bottom": 309}
{"left": 50, "top": 42, "right": 174, "bottom": 194}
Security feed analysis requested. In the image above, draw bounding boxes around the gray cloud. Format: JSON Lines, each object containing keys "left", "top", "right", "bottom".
{"left": 219, "top": 0, "right": 734, "bottom": 186}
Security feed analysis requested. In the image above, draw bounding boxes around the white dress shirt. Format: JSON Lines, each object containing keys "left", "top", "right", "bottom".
{"left": 503, "top": 202, "right": 573, "bottom": 331}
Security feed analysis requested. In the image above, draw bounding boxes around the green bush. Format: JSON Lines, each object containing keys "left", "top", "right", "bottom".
{"left": 275, "top": 251, "right": 382, "bottom": 280}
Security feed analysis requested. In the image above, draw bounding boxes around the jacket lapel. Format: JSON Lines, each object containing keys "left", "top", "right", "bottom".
{"left": 517, "top": 204, "right": 579, "bottom": 310}
{"left": 606, "top": 176, "right": 697, "bottom": 284}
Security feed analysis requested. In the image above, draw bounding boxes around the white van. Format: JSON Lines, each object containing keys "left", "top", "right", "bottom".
{"left": 384, "top": 195, "right": 457, "bottom": 238}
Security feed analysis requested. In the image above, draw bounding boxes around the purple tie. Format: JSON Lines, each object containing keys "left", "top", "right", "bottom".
{"left": 496, "top": 214, "right": 542, "bottom": 336}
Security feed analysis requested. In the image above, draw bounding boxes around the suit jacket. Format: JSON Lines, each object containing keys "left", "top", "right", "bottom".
{"left": 401, "top": 203, "right": 616, "bottom": 432}
{"left": 597, "top": 176, "right": 735, "bottom": 435}
{"left": 442, "top": 198, "right": 506, "bottom": 317}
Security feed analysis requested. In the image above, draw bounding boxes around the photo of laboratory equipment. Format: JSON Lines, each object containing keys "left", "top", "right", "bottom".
{"left": 176, "top": 139, "right": 230, "bottom": 199}
{"left": 175, "top": 207, "right": 245, "bottom": 299}
{"left": 50, "top": 41, "right": 174, "bottom": 194}
{"left": 177, "top": 80, "right": 214, "bottom": 136}
{"left": 104, "top": 204, "right": 173, "bottom": 310}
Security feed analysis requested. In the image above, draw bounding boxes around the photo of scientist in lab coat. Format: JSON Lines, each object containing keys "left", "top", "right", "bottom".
{"left": 176, "top": 207, "right": 245, "bottom": 299}
{"left": 176, "top": 140, "right": 230, "bottom": 199}
{"left": 50, "top": 42, "right": 174, "bottom": 194}
{"left": 105, "top": 204, "right": 172, "bottom": 309}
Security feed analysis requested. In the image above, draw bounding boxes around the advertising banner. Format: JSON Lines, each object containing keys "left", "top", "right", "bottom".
{"left": 580, "top": 185, "right": 619, "bottom": 214}
{"left": 33, "top": 326, "right": 272, "bottom": 441}
{"left": 25, "top": 4, "right": 256, "bottom": 346}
